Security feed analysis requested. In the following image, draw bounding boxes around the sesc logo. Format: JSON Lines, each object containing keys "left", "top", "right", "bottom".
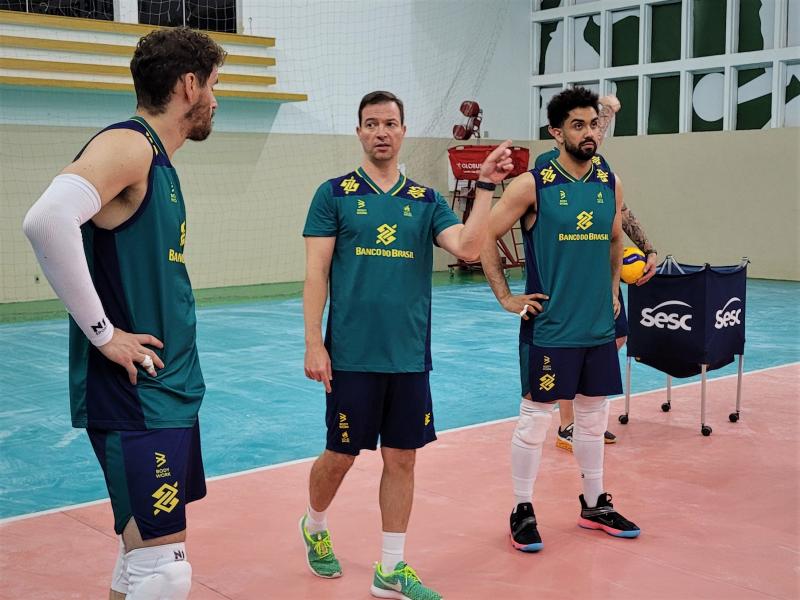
{"left": 640, "top": 300, "right": 693, "bottom": 331}
{"left": 715, "top": 297, "right": 742, "bottom": 329}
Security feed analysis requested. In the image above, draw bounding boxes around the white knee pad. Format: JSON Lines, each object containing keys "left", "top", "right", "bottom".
{"left": 126, "top": 543, "right": 192, "bottom": 600}
{"left": 512, "top": 398, "right": 554, "bottom": 449}
{"left": 573, "top": 396, "right": 609, "bottom": 440}
{"left": 110, "top": 535, "right": 129, "bottom": 594}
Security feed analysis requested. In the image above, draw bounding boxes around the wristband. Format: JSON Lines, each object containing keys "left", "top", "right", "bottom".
{"left": 475, "top": 180, "right": 496, "bottom": 191}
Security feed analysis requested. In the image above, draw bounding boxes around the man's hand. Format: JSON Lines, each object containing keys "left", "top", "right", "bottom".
{"left": 500, "top": 292, "right": 549, "bottom": 321}
{"left": 613, "top": 294, "right": 621, "bottom": 318}
{"left": 305, "top": 342, "right": 333, "bottom": 393}
{"left": 97, "top": 328, "right": 165, "bottom": 385}
{"left": 636, "top": 252, "right": 658, "bottom": 286}
{"left": 478, "top": 140, "right": 516, "bottom": 184}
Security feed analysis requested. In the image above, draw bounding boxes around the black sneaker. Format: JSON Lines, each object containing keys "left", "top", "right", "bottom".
{"left": 578, "top": 493, "right": 640, "bottom": 538}
{"left": 604, "top": 430, "right": 617, "bottom": 444}
{"left": 510, "top": 502, "right": 543, "bottom": 552}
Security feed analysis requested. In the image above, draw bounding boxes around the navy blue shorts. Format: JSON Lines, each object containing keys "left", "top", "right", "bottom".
{"left": 326, "top": 371, "right": 436, "bottom": 456}
{"left": 88, "top": 420, "right": 206, "bottom": 540}
{"left": 519, "top": 341, "right": 622, "bottom": 402}
{"left": 616, "top": 288, "right": 629, "bottom": 338}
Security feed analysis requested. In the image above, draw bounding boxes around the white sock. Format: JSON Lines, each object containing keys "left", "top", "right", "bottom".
{"left": 511, "top": 442, "right": 540, "bottom": 506}
{"left": 511, "top": 398, "right": 551, "bottom": 507}
{"left": 306, "top": 505, "right": 328, "bottom": 534}
{"left": 381, "top": 531, "right": 406, "bottom": 572}
{"left": 573, "top": 396, "right": 608, "bottom": 508}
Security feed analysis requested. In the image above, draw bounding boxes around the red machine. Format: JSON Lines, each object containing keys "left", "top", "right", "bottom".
{"left": 446, "top": 122, "right": 530, "bottom": 273}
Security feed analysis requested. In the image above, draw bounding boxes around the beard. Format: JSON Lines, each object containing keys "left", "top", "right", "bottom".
{"left": 184, "top": 100, "right": 213, "bottom": 141}
{"left": 564, "top": 137, "right": 597, "bottom": 161}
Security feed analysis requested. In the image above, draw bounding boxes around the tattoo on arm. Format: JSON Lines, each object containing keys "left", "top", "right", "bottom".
{"left": 597, "top": 104, "right": 614, "bottom": 144}
{"left": 621, "top": 203, "right": 654, "bottom": 254}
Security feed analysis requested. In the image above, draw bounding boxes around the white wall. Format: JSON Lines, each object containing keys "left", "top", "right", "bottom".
{"left": 240, "top": 0, "right": 532, "bottom": 139}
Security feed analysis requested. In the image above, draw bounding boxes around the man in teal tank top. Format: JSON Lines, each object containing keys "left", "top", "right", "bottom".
{"left": 23, "top": 27, "right": 225, "bottom": 599}
{"left": 480, "top": 87, "right": 641, "bottom": 555}
{"left": 300, "top": 91, "right": 515, "bottom": 599}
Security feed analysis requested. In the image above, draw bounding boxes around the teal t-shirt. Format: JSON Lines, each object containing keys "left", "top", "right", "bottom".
{"left": 69, "top": 116, "right": 205, "bottom": 430}
{"left": 303, "top": 167, "right": 460, "bottom": 372}
{"left": 520, "top": 154, "right": 618, "bottom": 347}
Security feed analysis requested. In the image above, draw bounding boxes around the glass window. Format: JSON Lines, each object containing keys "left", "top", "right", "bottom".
{"left": 788, "top": 0, "right": 800, "bottom": 47}
{"left": 538, "top": 86, "right": 563, "bottom": 139}
{"left": 537, "top": 0, "right": 562, "bottom": 9}
{"left": 610, "top": 79, "right": 638, "bottom": 136}
{"left": 539, "top": 20, "right": 564, "bottom": 75}
{"left": 736, "top": 66, "right": 773, "bottom": 129}
{"left": 3, "top": 0, "right": 113, "bottom": 19}
{"left": 648, "top": 75, "right": 680, "bottom": 134}
{"left": 691, "top": 71, "right": 725, "bottom": 131}
{"left": 693, "top": 0, "right": 726, "bottom": 57}
{"left": 573, "top": 14, "right": 601, "bottom": 71}
{"left": 611, "top": 8, "right": 639, "bottom": 67}
{"left": 783, "top": 63, "right": 800, "bottom": 126}
{"left": 138, "top": 1, "right": 236, "bottom": 33}
{"left": 738, "top": 0, "right": 775, "bottom": 52}
{"left": 651, "top": 2, "right": 681, "bottom": 63}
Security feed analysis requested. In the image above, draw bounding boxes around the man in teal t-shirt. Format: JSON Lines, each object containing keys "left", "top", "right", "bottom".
{"left": 299, "top": 90, "right": 514, "bottom": 599}
{"left": 481, "top": 87, "right": 641, "bottom": 555}
{"left": 23, "top": 27, "right": 225, "bottom": 599}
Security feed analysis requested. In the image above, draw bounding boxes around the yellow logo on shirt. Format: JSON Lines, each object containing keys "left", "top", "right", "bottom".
{"left": 407, "top": 186, "right": 426, "bottom": 199}
{"left": 424, "top": 413, "right": 431, "bottom": 426}
{"left": 597, "top": 169, "right": 609, "bottom": 183}
{"left": 376, "top": 224, "right": 398, "bottom": 245}
{"left": 576, "top": 211, "right": 593, "bottom": 230}
{"left": 540, "top": 166, "right": 556, "bottom": 184}
{"left": 403, "top": 205, "right": 412, "bottom": 217}
{"left": 339, "top": 413, "right": 349, "bottom": 430}
{"left": 591, "top": 156, "right": 601, "bottom": 166}
{"left": 168, "top": 221, "right": 186, "bottom": 264}
{"left": 357, "top": 199, "right": 368, "bottom": 215}
{"left": 341, "top": 177, "right": 360, "bottom": 195}
{"left": 559, "top": 190, "right": 568, "bottom": 206}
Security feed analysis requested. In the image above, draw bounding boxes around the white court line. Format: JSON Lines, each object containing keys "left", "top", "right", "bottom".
{"left": 1, "top": 360, "right": 797, "bottom": 526}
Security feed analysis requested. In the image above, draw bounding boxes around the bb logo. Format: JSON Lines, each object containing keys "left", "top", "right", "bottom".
{"left": 539, "top": 374, "right": 555, "bottom": 391}
{"left": 640, "top": 301, "right": 693, "bottom": 331}
{"left": 341, "top": 176, "right": 360, "bottom": 195}
{"left": 540, "top": 166, "right": 556, "bottom": 184}
{"left": 424, "top": 413, "right": 431, "bottom": 426}
{"left": 152, "top": 482, "right": 179, "bottom": 515}
{"left": 407, "top": 186, "right": 426, "bottom": 199}
{"left": 597, "top": 169, "right": 609, "bottom": 183}
{"left": 715, "top": 297, "right": 742, "bottom": 329}
{"left": 576, "top": 211, "right": 593, "bottom": 231}
{"left": 376, "top": 224, "right": 398, "bottom": 246}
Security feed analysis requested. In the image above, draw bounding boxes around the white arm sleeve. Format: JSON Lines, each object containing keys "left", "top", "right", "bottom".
{"left": 22, "top": 174, "right": 115, "bottom": 346}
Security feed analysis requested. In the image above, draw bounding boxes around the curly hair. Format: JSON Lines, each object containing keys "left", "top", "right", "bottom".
{"left": 131, "top": 27, "right": 226, "bottom": 114}
{"left": 547, "top": 86, "right": 599, "bottom": 128}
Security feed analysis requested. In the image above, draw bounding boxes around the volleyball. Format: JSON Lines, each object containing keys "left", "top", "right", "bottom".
{"left": 621, "top": 247, "right": 646, "bottom": 284}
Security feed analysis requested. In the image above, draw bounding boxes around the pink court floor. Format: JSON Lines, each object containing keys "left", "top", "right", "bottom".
{"left": 1, "top": 363, "right": 797, "bottom": 599}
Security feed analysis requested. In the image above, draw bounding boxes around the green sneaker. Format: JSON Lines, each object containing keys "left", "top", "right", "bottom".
{"left": 370, "top": 561, "right": 442, "bottom": 600}
{"left": 299, "top": 515, "right": 342, "bottom": 578}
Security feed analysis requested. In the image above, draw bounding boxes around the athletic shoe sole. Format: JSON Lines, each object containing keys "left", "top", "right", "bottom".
{"left": 578, "top": 517, "right": 640, "bottom": 538}
{"left": 299, "top": 516, "right": 342, "bottom": 578}
{"left": 555, "top": 438, "right": 573, "bottom": 452}
{"left": 370, "top": 584, "right": 414, "bottom": 599}
{"left": 510, "top": 534, "right": 544, "bottom": 552}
